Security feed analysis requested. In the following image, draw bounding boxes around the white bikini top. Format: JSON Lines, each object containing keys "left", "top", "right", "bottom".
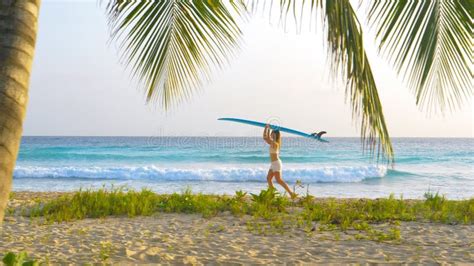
{"left": 269, "top": 145, "right": 280, "bottom": 155}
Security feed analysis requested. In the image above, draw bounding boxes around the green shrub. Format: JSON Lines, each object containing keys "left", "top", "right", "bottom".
{"left": 26, "top": 187, "right": 473, "bottom": 228}
{"left": 2, "top": 252, "right": 38, "bottom": 266}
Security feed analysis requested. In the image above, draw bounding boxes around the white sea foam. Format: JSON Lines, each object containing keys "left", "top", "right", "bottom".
{"left": 14, "top": 165, "right": 386, "bottom": 183}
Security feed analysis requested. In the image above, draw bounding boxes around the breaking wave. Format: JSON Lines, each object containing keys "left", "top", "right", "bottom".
{"left": 14, "top": 165, "right": 387, "bottom": 183}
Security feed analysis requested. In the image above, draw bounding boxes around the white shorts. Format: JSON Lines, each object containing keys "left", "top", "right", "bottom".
{"left": 270, "top": 160, "right": 282, "bottom": 172}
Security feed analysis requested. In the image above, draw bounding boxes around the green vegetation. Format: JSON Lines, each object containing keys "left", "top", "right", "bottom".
{"left": 99, "top": 241, "right": 113, "bottom": 262}
{"left": 24, "top": 188, "right": 473, "bottom": 241}
{"left": 27, "top": 188, "right": 473, "bottom": 225}
{"left": 301, "top": 192, "right": 473, "bottom": 226}
{"left": 2, "top": 252, "right": 38, "bottom": 266}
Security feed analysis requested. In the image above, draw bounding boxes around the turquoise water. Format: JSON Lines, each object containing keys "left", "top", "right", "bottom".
{"left": 13, "top": 137, "right": 474, "bottom": 199}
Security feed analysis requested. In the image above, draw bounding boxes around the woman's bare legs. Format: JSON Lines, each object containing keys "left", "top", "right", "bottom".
{"left": 274, "top": 172, "right": 295, "bottom": 197}
{"left": 266, "top": 170, "right": 275, "bottom": 189}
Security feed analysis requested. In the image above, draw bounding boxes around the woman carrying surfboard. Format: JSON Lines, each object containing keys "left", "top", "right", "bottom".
{"left": 263, "top": 124, "right": 296, "bottom": 198}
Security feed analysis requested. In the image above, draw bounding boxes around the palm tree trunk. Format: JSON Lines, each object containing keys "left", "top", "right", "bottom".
{"left": 0, "top": 0, "right": 40, "bottom": 225}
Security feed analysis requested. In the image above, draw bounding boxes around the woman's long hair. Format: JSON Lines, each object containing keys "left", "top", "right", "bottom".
{"left": 272, "top": 130, "right": 281, "bottom": 144}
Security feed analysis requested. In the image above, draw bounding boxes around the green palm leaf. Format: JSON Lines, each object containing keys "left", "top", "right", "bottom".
{"left": 274, "top": 0, "right": 393, "bottom": 161}
{"left": 368, "top": 0, "right": 473, "bottom": 112}
{"left": 324, "top": 0, "right": 393, "bottom": 161}
{"left": 105, "top": 0, "right": 393, "bottom": 162}
{"left": 105, "top": 0, "right": 244, "bottom": 108}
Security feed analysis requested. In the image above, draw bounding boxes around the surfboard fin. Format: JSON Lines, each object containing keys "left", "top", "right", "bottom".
{"left": 311, "top": 131, "right": 327, "bottom": 138}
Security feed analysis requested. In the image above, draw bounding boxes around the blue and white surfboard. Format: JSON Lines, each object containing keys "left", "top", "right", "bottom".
{"left": 218, "top": 117, "right": 328, "bottom": 142}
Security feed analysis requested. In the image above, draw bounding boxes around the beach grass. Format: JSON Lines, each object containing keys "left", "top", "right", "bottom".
{"left": 4, "top": 189, "right": 474, "bottom": 264}
{"left": 26, "top": 188, "right": 473, "bottom": 228}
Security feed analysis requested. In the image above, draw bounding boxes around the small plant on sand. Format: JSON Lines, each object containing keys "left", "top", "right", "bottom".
{"left": 160, "top": 189, "right": 229, "bottom": 218}
{"left": 206, "top": 223, "right": 226, "bottom": 233}
{"left": 250, "top": 189, "right": 289, "bottom": 218}
{"left": 352, "top": 221, "right": 370, "bottom": 231}
{"left": 244, "top": 189, "right": 293, "bottom": 233}
{"left": 99, "top": 241, "right": 113, "bottom": 262}
{"left": 419, "top": 191, "right": 474, "bottom": 224}
{"left": 250, "top": 189, "right": 278, "bottom": 205}
{"left": 229, "top": 190, "right": 248, "bottom": 216}
{"left": 2, "top": 252, "right": 38, "bottom": 266}
{"left": 366, "top": 226, "right": 401, "bottom": 242}
{"left": 234, "top": 190, "right": 247, "bottom": 201}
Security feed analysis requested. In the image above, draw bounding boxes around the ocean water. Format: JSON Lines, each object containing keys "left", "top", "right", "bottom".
{"left": 13, "top": 137, "right": 474, "bottom": 199}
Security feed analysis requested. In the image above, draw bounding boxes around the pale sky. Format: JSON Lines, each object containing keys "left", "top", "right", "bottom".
{"left": 23, "top": 1, "right": 473, "bottom": 137}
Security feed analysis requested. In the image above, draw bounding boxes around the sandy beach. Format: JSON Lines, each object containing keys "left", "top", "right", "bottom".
{"left": 2, "top": 0, "right": 472, "bottom": 264}
{"left": 1, "top": 192, "right": 473, "bottom": 264}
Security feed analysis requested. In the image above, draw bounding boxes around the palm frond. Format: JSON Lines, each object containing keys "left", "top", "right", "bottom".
{"left": 324, "top": 0, "right": 393, "bottom": 162}
{"left": 105, "top": 0, "right": 393, "bottom": 162}
{"left": 368, "top": 0, "right": 473, "bottom": 112}
{"left": 274, "top": 0, "right": 393, "bottom": 162}
{"left": 105, "top": 0, "right": 244, "bottom": 108}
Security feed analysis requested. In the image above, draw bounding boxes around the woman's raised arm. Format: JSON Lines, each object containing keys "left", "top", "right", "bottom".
{"left": 263, "top": 124, "right": 272, "bottom": 144}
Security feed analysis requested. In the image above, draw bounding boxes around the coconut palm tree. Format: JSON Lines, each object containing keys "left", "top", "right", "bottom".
{"left": 0, "top": 0, "right": 41, "bottom": 225}
{"left": 0, "top": 0, "right": 471, "bottom": 224}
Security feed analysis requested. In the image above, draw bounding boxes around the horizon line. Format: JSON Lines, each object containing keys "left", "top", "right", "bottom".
{"left": 22, "top": 135, "right": 474, "bottom": 139}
